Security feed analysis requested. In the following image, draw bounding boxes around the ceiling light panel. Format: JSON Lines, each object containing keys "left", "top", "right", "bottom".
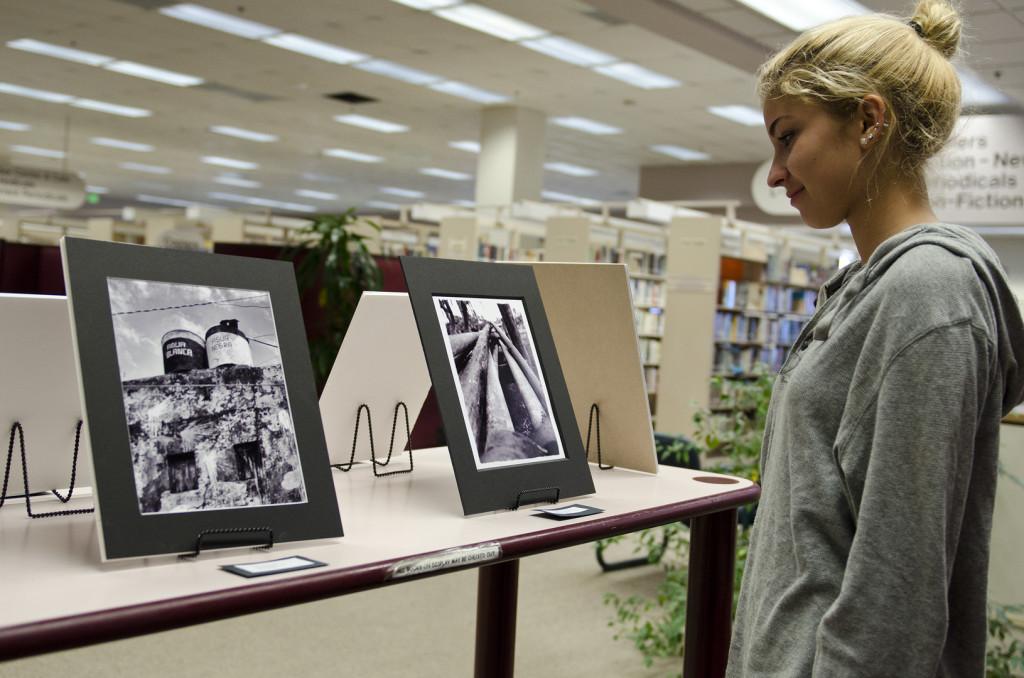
{"left": 70, "top": 99, "right": 151, "bottom": 117}
{"left": 594, "top": 62, "right": 681, "bottom": 89}
{"left": 651, "top": 144, "right": 710, "bottom": 161}
{"left": 433, "top": 4, "right": 548, "bottom": 42}
{"left": 86, "top": 185, "right": 108, "bottom": 194}
{"left": 390, "top": 0, "right": 460, "bottom": 9}
{"left": 209, "top": 191, "right": 316, "bottom": 213}
{"left": 449, "top": 140, "right": 481, "bottom": 153}
{"left": 544, "top": 162, "right": 598, "bottom": 177}
{"left": 550, "top": 116, "right": 622, "bottom": 135}
{"left": 0, "top": 82, "right": 73, "bottom": 103}
{"left": 295, "top": 189, "right": 338, "bottom": 200}
{"left": 137, "top": 193, "right": 197, "bottom": 207}
{"left": 159, "top": 4, "right": 280, "bottom": 39}
{"left": 959, "top": 66, "right": 1013, "bottom": 107}
{"left": 7, "top": 38, "right": 112, "bottom": 66}
{"left": 365, "top": 200, "right": 402, "bottom": 210}
{"left": 542, "top": 190, "right": 599, "bottom": 206}
{"left": 354, "top": 59, "right": 441, "bottom": 85}
{"left": 323, "top": 147, "right": 383, "bottom": 163}
{"left": 429, "top": 80, "right": 508, "bottom": 104}
{"left": 708, "top": 105, "right": 764, "bottom": 127}
{"left": 10, "top": 144, "right": 65, "bottom": 159}
{"left": 103, "top": 61, "right": 203, "bottom": 87}
{"left": 91, "top": 137, "right": 154, "bottom": 152}
{"left": 0, "top": 120, "right": 30, "bottom": 131}
{"left": 214, "top": 175, "right": 261, "bottom": 188}
{"left": 520, "top": 36, "right": 616, "bottom": 67}
{"left": 121, "top": 161, "right": 172, "bottom": 174}
{"left": 201, "top": 156, "right": 259, "bottom": 170}
{"left": 210, "top": 126, "right": 278, "bottom": 142}
{"left": 732, "top": 0, "right": 869, "bottom": 32}
{"left": 262, "top": 33, "right": 367, "bottom": 65}
{"left": 420, "top": 167, "right": 472, "bottom": 180}
{"left": 380, "top": 186, "right": 425, "bottom": 198}
{"left": 335, "top": 114, "right": 409, "bottom": 133}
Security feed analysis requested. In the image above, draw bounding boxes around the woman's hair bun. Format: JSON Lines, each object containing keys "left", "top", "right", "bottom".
{"left": 910, "top": 0, "right": 962, "bottom": 59}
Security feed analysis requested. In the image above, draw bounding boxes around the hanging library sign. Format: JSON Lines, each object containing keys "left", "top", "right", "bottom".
{"left": 926, "top": 115, "right": 1024, "bottom": 225}
{"left": 0, "top": 164, "right": 85, "bottom": 209}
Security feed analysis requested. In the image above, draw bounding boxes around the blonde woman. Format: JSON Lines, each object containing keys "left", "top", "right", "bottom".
{"left": 727, "top": 1, "right": 1024, "bottom": 676}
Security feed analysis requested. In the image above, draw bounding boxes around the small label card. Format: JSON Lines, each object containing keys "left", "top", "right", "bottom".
{"left": 222, "top": 556, "right": 327, "bottom": 578}
{"left": 532, "top": 503, "right": 604, "bottom": 520}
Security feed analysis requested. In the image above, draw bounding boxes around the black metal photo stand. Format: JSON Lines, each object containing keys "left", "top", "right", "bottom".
{"left": 510, "top": 486, "right": 561, "bottom": 511}
{"left": 331, "top": 402, "right": 414, "bottom": 478}
{"left": 585, "top": 403, "right": 614, "bottom": 470}
{"left": 179, "top": 526, "right": 274, "bottom": 560}
{"left": 1, "top": 421, "right": 94, "bottom": 519}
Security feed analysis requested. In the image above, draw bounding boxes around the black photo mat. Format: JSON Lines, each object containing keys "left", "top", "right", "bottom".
{"left": 400, "top": 256, "right": 594, "bottom": 515}
{"left": 61, "top": 237, "right": 342, "bottom": 560}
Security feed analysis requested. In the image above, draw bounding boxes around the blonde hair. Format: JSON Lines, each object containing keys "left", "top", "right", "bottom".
{"left": 757, "top": 0, "right": 963, "bottom": 178}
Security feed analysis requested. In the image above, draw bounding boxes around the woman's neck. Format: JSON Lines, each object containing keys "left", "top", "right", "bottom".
{"left": 847, "top": 175, "right": 938, "bottom": 262}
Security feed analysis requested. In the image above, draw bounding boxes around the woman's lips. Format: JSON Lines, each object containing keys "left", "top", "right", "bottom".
{"left": 789, "top": 187, "right": 804, "bottom": 205}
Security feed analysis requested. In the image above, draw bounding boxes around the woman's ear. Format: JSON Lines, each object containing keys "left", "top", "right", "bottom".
{"left": 857, "top": 94, "right": 889, "bottom": 149}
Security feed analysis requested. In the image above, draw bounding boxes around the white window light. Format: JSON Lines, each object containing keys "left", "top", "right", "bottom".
{"left": 708, "top": 105, "right": 764, "bottom": 127}
{"left": 70, "top": 99, "right": 152, "bottom": 117}
{"left": 380, "top": 186, "right": 425, "bottom": 198}
{"left": 355, "top": 59, "right": 441, "bottom": 85}
{"left": 90, "top": 137, "right": 154, "bottom": 152}
{"left": 334, "top": 114, "right": 409, "bottom": 134}
{"left": 959, "top": 66, "right": 1013, "bottom": 107}
{"left": 594, "top": 62, "right": 681, "bottom": 89}
{"left": 651, "top": 144, "right": 710, "bottom": 161}
{"left": 323, "top": 147, "right": 383, "bottom": 163}
{"left": 85, "top": 185, "right": 108, "bottom": 194}
{"left": 520, "top": 36, "right": 616, "bottom": 67}
{"left": 0, "top": 120, "right": 30, "bottom": 131}
{"left": 390, "top": 0, "right": 460, "bottom": 9}
{"left": 550, "top": 116, "right": 622, "bottom": 135}
{"left": 365, "top": 200, "right": 402, "bottom": 210}
{"left": 213, "top": 175, "right": 262, "bottom": 188}
{"left": 10, "top": 144, "right": 65, "bottom": 159}
{"left": 541, "top": 190, "right": 600, "bottom": 206}
{"left": 210, "top": 125, "right": 279, "bottom": 143}
{"left": 0, "top": 82, "right": 73, "bottom": 103}
{"left": 6, "top": 39, "right": 113, "bottom": 66}
{"left": 120, "top": 161, "right": 172, "bottom": 174}
{"left": 433, "top": 4, "right": 548, "bottom": 42}
{"left": 208, "top": 191, "right": 316, "bottom": 213}
{"left": 420, "top": 167, "right": 472, "bottom": 180}
{"left": 429, "top": 80, "right": 508, "bottom": 104}
{"left": 295, "top": 189, "right": 339, "bottom": 200}
{"left": 544, "top": 161, "right": 598, "bottom": 177}
{"left": 262, "top": 33, "right": 367, "bottom": 65}
{"left": 137, "top": 194, "right": 196, "bottom": 207}
{"left": 159, "top": 4, "right": 281, "bottom": 39}
{"left": 449, "top": 140, "right": 481, "bottom": 153}
{"left": 103, "top": 61, "right": 203, "bottom": 87}
{"left": 732, "top": 0, "right": 869, "bottom": 32}
{"left": 201, "top": 156, "right": 259, "bottom": 170}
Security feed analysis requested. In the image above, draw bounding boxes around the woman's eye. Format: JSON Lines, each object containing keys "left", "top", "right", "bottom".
{"left": 778, "top": 132, "right": 795, "bottom": 147}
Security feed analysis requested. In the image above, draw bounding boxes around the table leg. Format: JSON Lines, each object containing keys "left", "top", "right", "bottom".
{"left": 683, "top": 509, "right": 738, "bottom": 678}
{"left": 474, "top": 559, "right": 520, "bottom": 678}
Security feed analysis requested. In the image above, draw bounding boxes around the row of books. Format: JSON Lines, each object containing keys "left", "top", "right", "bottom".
{"left": 637, "top": 337, "right": 661, "bottom": 365}
{"left": 624, "top": 250, "right": 666, "bottom": 276}
{"left": 634, "top": 308, "right": 665, "bottom": 336}
{"left": 719, "top": 280, "right": 818, "bottom": 315}
{"left": 713, "top": 344, "right": 789, "bottom": 376}
{"left": 714, "top": 313, "right": 807, "bottom": 346}
{"left": 630, "top": 278, "right": 665, "bottom": 307}
{"left": 643, "top": 365, "right": 659, "bottom": 395}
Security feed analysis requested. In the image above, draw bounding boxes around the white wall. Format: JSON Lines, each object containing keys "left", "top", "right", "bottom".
{"left": 984, "top": 236, "right": 1024, "bottom": 307}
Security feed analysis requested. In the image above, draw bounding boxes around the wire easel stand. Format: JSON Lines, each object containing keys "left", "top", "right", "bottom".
{"left": 1, "top": 421, "right": 94, "bottom": 518}
{"left": 585, "top": 403, "right": 613, "bottom": 470}
{"left": 179, "top": 526, "right": 274, "bottom": 560}
{"left": 331, "top": 402, "right": 414, "bottom": 477}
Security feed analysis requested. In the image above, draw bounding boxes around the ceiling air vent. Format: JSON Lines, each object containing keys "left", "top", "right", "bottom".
{"left": 326, "top": 91, "right": 378, "bottom": 105}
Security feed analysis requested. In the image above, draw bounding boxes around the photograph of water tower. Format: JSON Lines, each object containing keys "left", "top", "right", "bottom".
{"left": 107, "top": 277, "right": 307, "bottom": 515}
{"left": 433, "top": 296, "right": 565, "bottom": 469}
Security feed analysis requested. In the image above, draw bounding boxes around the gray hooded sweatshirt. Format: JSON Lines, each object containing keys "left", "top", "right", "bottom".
{"left": 726, "top": 224, "right": 1024, "bottom": 678}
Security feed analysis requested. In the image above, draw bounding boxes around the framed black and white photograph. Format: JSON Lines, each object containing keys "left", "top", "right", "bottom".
{"left": 401, "top": 257, "right": 594, "bottom": 515}
{"left": 61, "top": 237, "right": 341, "bottom": 560}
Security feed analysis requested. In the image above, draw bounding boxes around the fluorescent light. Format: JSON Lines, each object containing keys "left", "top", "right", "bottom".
{"left": 70, "top": 99, "right": 151, "bottom": 117}
{"left": 90, "top": 137, "right": 154, "bottom": 152}
{"left": 86, "top": 185, "right": 108, "bottom": 194}
{"left": 420, "top": 167, "right": 472, "bottom": 180}
{"left": 6, "top": 38, "right": 112, "bottom": 66}
{"left": 449, "top": 140, "right": 481, "bottom": 153}
{"left": 550, "top": 116, "right": 621, "bottom": 135}
{"left": 429, "top": 80, "right": 509, "bottom": 104}
{"left": 201, "top": 156, "right": 259, "bottom": 170}
{"left": 733, "top": 0, "right": 869, "bottom": 31}
{"left": 0, "top": 82, "right": 73, "bottom": 103}
{"left": 210, "top": 125, "right": 278, "bottom": 143}
{"left": 295, "top": 189, "right": 338, "bottom": 200}
{"left": 594, "top": 62, "right": 681, "bottom": 89}
{"left": 959, "top": 66, "right": 1014, "bottom": 107}
{"left": 213, "top": 175, "right": 262, "bottom": 188}
{"left": 262, "top": 33, "right": 367, "bottom": 65}
{"left": 104, "top": 61, "right": 203, "bottom": 87}
{"left": 10, "top": 145, "right": 65, "bottom": 159}
{"left": 323, "top": 147, "right": 383, "bottom": 163}
{"left": 354, "top": 59, "right": 441, "bottom": 85}
{"left": 542, "top": 190, "right": 600, "bottom": 206}
{"left": 453, "top": 199, "right": 476, "bottom": 207}
{"left": 334, "top": 114, "right": 409, "bottom": 134}
{"left": 0, "top": 120, "right": 30, "bottom": 131}
{"left": 208, "top": 191, "right": 316, "bottom": 213}
{"left": 159, "top": 4, "right": 280, "bottom": 39}
{"left": 651, "top": 144, "right": 710, "bottom": 161}
{"left": 434, "top": 4, "right": 548, "bottom": 42}
{"left": 390, "top": 0, "right": 460, "bottom": 9}
{"left": 302, "top": 171, "right": 344, "bottom": 182}
{"left": 380, "top": 186, "right": 425, "bottom": 198}
{"left": 544, "top": 161, "right": 598, "bottom": 177}
{"left": 520, "top": 36, "right": 616, "bottom": 67}
{"left": 137, "top": 194, "right": 196, "bottom": 207}
{"left": 120, "top": 161, "right": 172, "bottom": 174}
{"left": 708, "top": 105, "right": 764, "bottom": 127}
{"left": 365, "top": 200, "right": 402, "bottom": 210}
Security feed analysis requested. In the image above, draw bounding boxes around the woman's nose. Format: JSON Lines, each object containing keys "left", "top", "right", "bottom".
{"left": 766, "top": 159, "right": 787, "bottom": 188}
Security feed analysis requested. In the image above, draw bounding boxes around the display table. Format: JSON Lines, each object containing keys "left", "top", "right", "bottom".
{"left": 0, "top": 448, "right": 759, "bottom": 678}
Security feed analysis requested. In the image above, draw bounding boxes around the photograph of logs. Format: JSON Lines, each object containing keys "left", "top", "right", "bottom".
{"left": 434, "top": 295, "right": 565, "bottom": 469}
